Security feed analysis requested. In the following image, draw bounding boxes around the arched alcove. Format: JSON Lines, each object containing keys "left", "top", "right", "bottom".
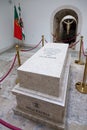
{"left": 51, "top": 5, "right": 82, "bottom": 47}
{"left": 53, "top": 9, "right": 78, "bottom": 44}
{"left": 61, "top": 15, "right": 77, "bottom": 44}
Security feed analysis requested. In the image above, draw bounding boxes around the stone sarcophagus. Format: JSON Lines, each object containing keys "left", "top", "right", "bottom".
{"left": 12, "top": 43, "right": 70, "bottom": 130}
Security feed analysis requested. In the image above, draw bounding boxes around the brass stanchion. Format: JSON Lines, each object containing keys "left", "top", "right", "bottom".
{"left": 75, "top": 56, "right": 87, "bottom": 94}
{"left": 75, "top": 36, "right": 84, "bottom": 65}
{"left": 15, "top": 45, "right": 21, "bottom": 84}
{"left": 16, "top": 45, "right": 21, "bottom": 66}
{"left": 42, "top": 35, "right": 44, "bottom": 47}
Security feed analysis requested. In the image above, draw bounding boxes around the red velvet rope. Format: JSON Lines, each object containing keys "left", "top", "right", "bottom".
{"left": 69, "top": 40, "right": 80, "bottom": 48}
{"left": 0, "top": 119, "right": 22, "bottom": 130}
{"left": 82, "top": 41, "right": 87, "bottom": 56}
{"left": 21, "top": 39, "right": 42, "bottom": 52}
{"left": 45, "top": 39, "right": 48, "bottom": 43}
{"left": 0, "top": 54, "right": 17, "bottom": 82}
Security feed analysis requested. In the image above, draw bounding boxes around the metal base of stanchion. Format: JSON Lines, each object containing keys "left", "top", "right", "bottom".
{"left": 15, "top": 78, "right": 19, "bottom": 84}
{"left": 75, "top": 82, "right": 87, "bottom": 94}
{"left": 75, "top": 60, "right": 84, "bottom": 65}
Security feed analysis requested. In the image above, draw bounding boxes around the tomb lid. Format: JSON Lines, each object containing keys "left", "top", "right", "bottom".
{"left": 18, "top": 43, "right": 69, "bottom": 78}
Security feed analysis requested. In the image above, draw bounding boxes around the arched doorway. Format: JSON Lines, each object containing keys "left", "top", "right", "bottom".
{"left": 52, "top": 8, "right": 79, "bottom": 45}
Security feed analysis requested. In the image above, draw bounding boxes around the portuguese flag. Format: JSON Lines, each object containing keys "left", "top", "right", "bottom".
{"left": 14, "top": 5, "right": 22, "bottom": 40}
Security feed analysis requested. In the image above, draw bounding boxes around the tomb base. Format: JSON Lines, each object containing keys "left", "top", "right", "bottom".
{"left": 12, "top": 54, "right": 70, "bottom": 130}
{"left": 14, "top": 106, "right": 64, "bottom": 130}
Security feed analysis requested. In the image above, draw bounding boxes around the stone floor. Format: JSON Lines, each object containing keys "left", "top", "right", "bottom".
{"left": 0, "top": 46, "right": 87, "bottom": 130}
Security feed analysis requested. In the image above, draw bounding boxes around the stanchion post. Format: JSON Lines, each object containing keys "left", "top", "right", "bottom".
{"left": 15, "top": 45, "right": 21, "bottom": 84}
{"left": 75, "top": 36, "right": 84, "bottom": 65}
{"left": 16, "top": 45, "right": 21, "bottom": 66}
{"left": 75, "top": 56, "right": 87, "bottom": 94}
{"left": 82, "top": 56, "right": 87, "bottom": 87}
{"left": 79, "top": 36, "right": 83, "bottom": 62}
{"left": 42, "top": 35, "right": 44, "bottom": 47}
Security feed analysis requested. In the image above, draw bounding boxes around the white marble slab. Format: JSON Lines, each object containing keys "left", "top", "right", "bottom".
{"left": 12, "top": 54, "right": 70, "bottom": 129}
{"left": 17, "top": 43, "right": 69, "bottom": 97}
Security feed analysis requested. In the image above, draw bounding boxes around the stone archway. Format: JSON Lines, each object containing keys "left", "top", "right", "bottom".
{"left": 51, "top": 6, "right": 82, "bottom": 46}
{"left": 53, "top": 9, "right": 78, "bottom": 44}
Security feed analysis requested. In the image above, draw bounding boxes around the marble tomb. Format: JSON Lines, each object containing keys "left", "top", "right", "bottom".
{"left": 12, "top": 43, "right": 70, "bottom": 130}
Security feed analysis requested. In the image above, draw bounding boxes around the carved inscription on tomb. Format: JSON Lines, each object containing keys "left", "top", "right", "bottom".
{"left": 33, "top": 102, "right": 40, "bottom": 108}
{"left": 26, "top": 106, "right": 50, "bottom": 117}
{"left": 39, "top": 48, "right": 61, "bottom": 59}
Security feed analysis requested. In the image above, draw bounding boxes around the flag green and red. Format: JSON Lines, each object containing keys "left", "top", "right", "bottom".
{"left": 18, "top": 4, "right": 25, "bottom": 40}
{"left": 14, "top": 6, "right": 22, "bottom": 40}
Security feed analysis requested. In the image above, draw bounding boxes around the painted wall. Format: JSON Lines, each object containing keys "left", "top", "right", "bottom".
{"left": 0, "top": 0, "right": 14, "bottom": 53}
{"left": 18, "top": 0, "right": 87, "bottom": 50}
{"left": 0, "top": 0, "right": 87, "bottom": 52}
